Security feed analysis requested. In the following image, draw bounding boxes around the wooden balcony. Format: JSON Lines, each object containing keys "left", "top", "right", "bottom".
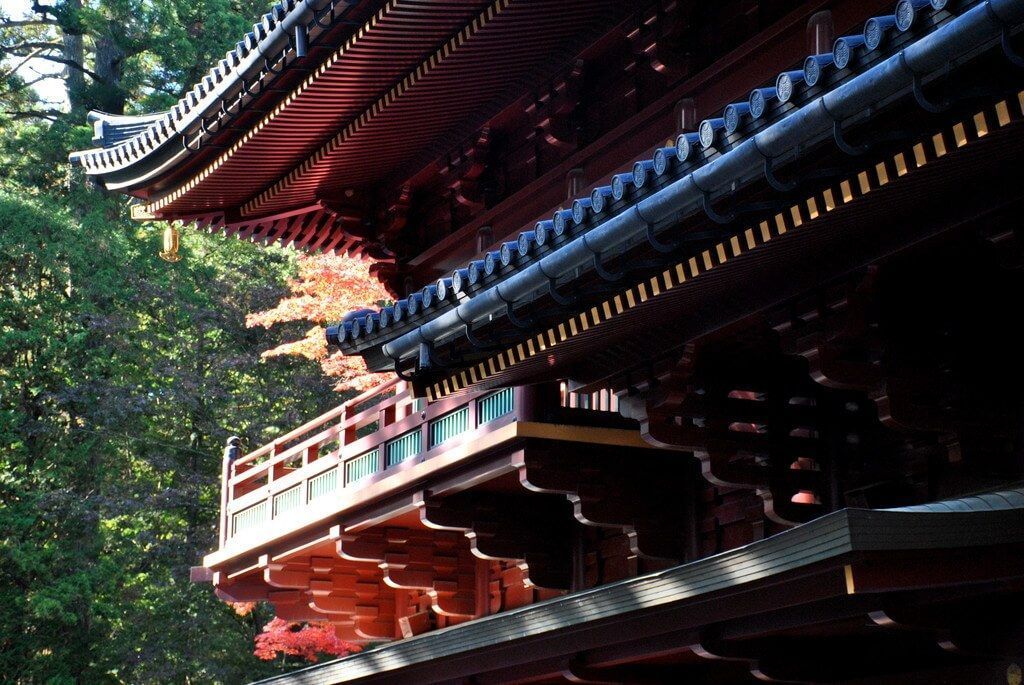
{"left": 214, "top": 378, "right": 629, "bottom": 552}
{"left": 205, "top": 378, "right": 673, "bottom": 641}
{"left": 211, "top": 374, "right": 751, "bottom": 642}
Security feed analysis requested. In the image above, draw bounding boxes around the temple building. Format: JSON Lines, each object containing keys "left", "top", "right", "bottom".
{"left": 72, "top": 0, "right": 1024, "bottom": 682}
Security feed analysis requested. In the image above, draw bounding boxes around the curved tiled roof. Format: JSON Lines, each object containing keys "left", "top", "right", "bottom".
{"left": 68, "top": 0, "right": 354, "bottom": 188}
{"left": 71, "top": 0, "right": 631, "bottom": 231}
{"left": 328, "top": 0, "right": 958, "bottom": 355}
{"left": 140, "top": 0, "right": 628, "bottom": 218}
{"left": 87, "top": 111, "right": 167, "bottom": 148}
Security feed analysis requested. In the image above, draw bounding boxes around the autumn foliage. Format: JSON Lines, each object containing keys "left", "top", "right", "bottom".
{"left": 253, "top": 618, "right": 362, "bottom": 663}
{"left": 247, "top": 253, "right": 392, "bottom": 392}
{"left": 230, "top": 601, "right": 256, "bottom": 617}
{"left": 245, "top": 255, "right": 389, "bottom": 661}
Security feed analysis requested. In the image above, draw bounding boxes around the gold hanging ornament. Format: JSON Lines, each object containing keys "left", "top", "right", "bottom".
{"left": 159, "top": 223, "right": 182, "bottom": 262}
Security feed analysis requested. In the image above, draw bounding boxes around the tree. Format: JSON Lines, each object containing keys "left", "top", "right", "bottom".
{"left": 1, "top": 2, "right": 346, "bottom": 682}
{"left": 2, "top": 0, "right": 269, "bottom": 116}
{"left": 0, "top": 185, "right": 337, "bottom": 683}
{"left": 247, "top": 252, "right": 392, "bottom": 393}
{"left": 253, "top": 618, "right": 361, "bottom": 664}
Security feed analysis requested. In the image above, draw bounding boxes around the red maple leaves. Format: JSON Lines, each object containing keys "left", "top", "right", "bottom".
{"left": 253, "top": 618, "right": 362, "bottom": 663}
{"left": 247, "top": 255, "right": 386, "bottom": 661}
{"left": 248, "top": 253, "right": 392, "bottom": 392}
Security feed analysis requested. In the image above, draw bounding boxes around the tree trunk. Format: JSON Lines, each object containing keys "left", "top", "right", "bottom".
{"left": 93, "top": 31, "right": 126, "bottom": 114}
{"left": 60, "top": 0, "right": 85, "bottom": 110}
{"left": 62, "top": 32, "right": 85, "bottom": 110}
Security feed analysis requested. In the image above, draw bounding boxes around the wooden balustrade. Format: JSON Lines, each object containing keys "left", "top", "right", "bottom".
{"left": 560, "top": 383, "right": 620, "bottom": 413}
{"left": 218, "top": 381, "right": 620, "bottom": 547}
{"left": 220, "top": 377, "right": 406, "bottom": 545}
{"left": 220, "top": 383, "right": 523, "bottom": 546}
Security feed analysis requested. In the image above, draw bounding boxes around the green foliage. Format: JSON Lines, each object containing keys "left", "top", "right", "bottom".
{"left": 0, "top": 183, "right": 336, "bottom": 683}
{"left": 3, "top": 0, "right": 274, "bottom": 115}
{"left": 0, "top": 2, "right": 339, "bottom": 682}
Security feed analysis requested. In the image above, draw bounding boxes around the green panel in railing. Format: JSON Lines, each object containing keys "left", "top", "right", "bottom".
{"left": 344, "top": 449, "right": 379, "bottom": 485}
{"left": 308, "top": 467, "right": 339, "bottom": 501}
{"left": 429, "top": 406, "right": 468, "bottom": 448}
{"left": 272, "top": 485, "right": 302, "bottom": 518}
{"left": 477, "top": 387, "right": 515, "bottom": 424}
{"left": 386, "top": 430, "right": 420, "bottom": 467}
{"left": 232, "top": 500, "right": 268, "bottom": 536}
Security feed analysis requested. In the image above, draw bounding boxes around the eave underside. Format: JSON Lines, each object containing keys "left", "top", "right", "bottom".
{"left": 330, "top": 0, "right": 1019, "bottom": 372}
{"left": 145, "top": 0, "right": 631, "bottom": 219}
{"left": 72, "top": 0, "right": 375, "bottom": 194}
{"left": 249, "top": 490, "right": 1024, "bottom": 685}
{"left": 407, "top": 83, "right": 1024, "bottom": 401}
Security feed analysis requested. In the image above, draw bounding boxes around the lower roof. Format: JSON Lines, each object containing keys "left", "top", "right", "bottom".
{"left": 249, "top": 488, "right": 1024, "bottom": 684}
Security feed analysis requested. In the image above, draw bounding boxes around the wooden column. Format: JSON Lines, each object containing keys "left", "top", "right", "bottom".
{"left": 474, "top": 558, "right": 490, "bottom": 619}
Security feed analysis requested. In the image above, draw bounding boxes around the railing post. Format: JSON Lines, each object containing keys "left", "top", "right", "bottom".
{"left": 517, "top": 385, "right": 532, "bottom": 421}
{"left": 396, "top": 380, "right": 409, "bottom": 419}
{"left": 269, "top": 438, "right": 283, "bottom": 486}
{"left": 468, "top": 395, "right": 479, "bottom": 431}
{"left": 342, "top": 404, "right": 356, "bottom": 446}
{"left": 520, "top": 383, "right": 558, "bottom": 421}
{"left": 220, "top": 436, "right": 241, "bottom": 547}
{"left": 381, "top": 393, "right": 396, "bottom": 428}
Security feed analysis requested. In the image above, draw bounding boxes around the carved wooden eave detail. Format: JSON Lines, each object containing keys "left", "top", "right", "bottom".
{"left": 527, "top": 63, "right": 584, "bottom": 152}
{"left": 381, "top": 184, "right": 412, "bottom": 243}
{"left": 316, "top": 196, "right": 397, "bottom": 262}
{"left": 441, "top": 129, "right": 492, "bottom": 213}
{"left": 417, "top": 491, "right": 575, "bottom": 591}
{"left": 337, "top": 528, "right": 480, "bottom": 618}
{"left": 627, "top": 1, "right": 692, "bottom": 76}
{"left": 621, "top": 335, "right": 889, "bottom": 527}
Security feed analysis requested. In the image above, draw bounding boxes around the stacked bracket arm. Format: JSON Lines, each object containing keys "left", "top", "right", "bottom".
{"left": 418, "top": 492, "right": 576, "bottom": 591}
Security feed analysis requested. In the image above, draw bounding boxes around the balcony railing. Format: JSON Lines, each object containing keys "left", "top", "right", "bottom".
{"left": 218, "top": 379, "right": 622, "bottom": 549}
{"left": 560, "top": 383, "right": 618, "bottom": 413}
{"left": 221, "top": 380, "right": 518, "bottom": 545}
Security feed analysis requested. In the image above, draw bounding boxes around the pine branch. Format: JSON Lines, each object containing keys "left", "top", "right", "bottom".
{"left": 3, "top": 108, "right": 62, "bottom": 121}
{"left": 0, "top": 47, "right": 45, "bottom": 81}
{"left": 22, "top": 52, "right": 103, "bottom": 82}
{"left": 6, "top": 73, "right": 57, "bottom": 92}
{"left": 2, "top": 41, "right": 66, "bottom": 53}
{"left": 0, "top": 19, "right": 60, "bottom": 28}
{"left": 143, "top": 79, "right": 179, "bottom": 97}
{"left": 29, "top": 2, "right": 56, "bottom": 19}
